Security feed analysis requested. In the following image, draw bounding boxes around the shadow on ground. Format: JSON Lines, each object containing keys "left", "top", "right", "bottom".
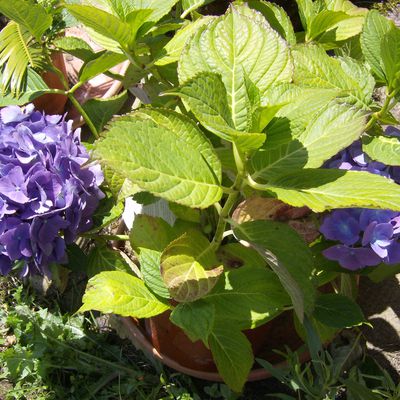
{"left": 358, "top": 275, "right": 400, "bottom": 380}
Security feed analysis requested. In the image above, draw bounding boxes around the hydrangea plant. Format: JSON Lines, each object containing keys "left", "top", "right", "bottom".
{"left": 2, "top": 0, "right": 400, "bottom": 394}
{"left": 0, "top": 104, "right": 103, "bottom": 275}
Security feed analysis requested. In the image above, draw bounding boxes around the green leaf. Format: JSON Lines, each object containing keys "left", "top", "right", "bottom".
{"left": 130, "top": 214, "right": 177, "bottom": 299}
{"left": 251, "top": 101, "right": 367, "bottom": 179}
{"left": 86, "top": 245, "right": 131, "bottom": 278}
{"left": 247, "top": 0, "right": 296, "bottom": 45}
{"left": 314, "top": 293, "right": 365, "bottom": 328}
{"left": 178, "top": 4, "right": 292, "bottom": 131}
{"left": 160, "top": 231, "right": 223, "bottom": 302}
{"left": 130, "top": 214, "right": 175, "bottom": 252}
{"left": 171, "top": 72, "right": 266, "bottom": 151}
{"left": 209, "top": 325, "right": 253, "bottom": 393}
{"left": 130, "top": 0, "right": 179, "bottom": 23}
{"left": 0, "top": 22, "right": 47, "bottom": 94}
{"left": 203, "top": 265, "right": 290, "bottom": 329}
{"left": 0, "top": 68, "right": 50, "bottom": 106}
{"left": 367, "top": 262, "right": 400, "bottom": 283}
{"left": 95, "top": 108, "right": 223, "bottom": 208}
{"left": 181, "top": 0, "right": 216, "bottom": 18}
{"left": 296, "top": 0, "right": 316, "bottom": 30}
{"left": 381, "top": 26, "right": 400, "bottom": 90}
{"left": 80, "top": 271, "right": 170, "bottom": 317}
{"left": 79, "top": 52, "right": 127, "bottom": 83}
{"left": 233, "top": 220, "right": 315, "bottom": 321}
{"left": 312, "top": 0, "right": 367, "bottom": 45}
{"left": 0, "top": 0, "right": 52, "bottom": 40}
{"left": 66, "top": 5, "right": 150, "bottom": 49}
{"left": 170, "top": 300, "right": 215, "bottom": 342}
{"left": 82, "top": 91, "right": 128, "bottom": 132}
{"left": 53, "top": 36, "right": 96, "bottom": 62}
{"left": 362, "top": 134, "right": 400, "bottom": 166}
{"left": 292, "top": 44, "right": 373, "bottom": 109}
{"left": 345, "top": 380, "right": 382, "bottom": 400}
{"left": 155, "top": 17, "right": 214, "bottom": 66}
{"left": 90, "top": 194, "right": 124, "bottom": 232}
{"left": 361, "top": 10, "right": 393, "bottom": 83}
{"left": 264, "top": 169, "right": 400, "bottom": 212}
{"left": 217, "top": 243, "right": 266, "bottom": 270}
{"left": 307, "top": 10, "right": 352, "bottom": 42}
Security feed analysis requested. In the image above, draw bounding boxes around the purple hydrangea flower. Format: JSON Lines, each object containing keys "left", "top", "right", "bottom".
{"left": 321, "top": 134, "right": 400, "bottom": 270}
{"left": 0, "top": 105, "right": 103, "bottom": 275}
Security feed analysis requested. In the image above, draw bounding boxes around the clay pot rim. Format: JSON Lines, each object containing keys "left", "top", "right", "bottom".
{"left": 121, "top": 316, "right": 311, "bottom": 382}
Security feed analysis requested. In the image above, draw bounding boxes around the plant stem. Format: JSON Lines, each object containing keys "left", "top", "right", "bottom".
{"left": 80, "top": 233, "right": 130, "bottom": 241}
{"left": 365, "top": 87, "right": 399, "bottom": 131}
{"left": 207, "top": 144, "right": 246, "bottom": 253}
{"left": 67, "top": 93, "right": 99, "bottom": 138}
{"left": 208, "top": 188, "right": 240, "bottom": 253}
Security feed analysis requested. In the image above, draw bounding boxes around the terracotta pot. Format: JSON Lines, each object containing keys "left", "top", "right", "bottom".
{"left": 33, "top": 52, "right": 68, "bottom": 115}
{"left": 121, "top": 310, "right": 311, "bottom": 382}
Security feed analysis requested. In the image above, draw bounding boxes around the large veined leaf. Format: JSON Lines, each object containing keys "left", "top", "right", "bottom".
{"left": 172, "top": 72, "right": 266, "bottom": 151}
{"left": 0, "top": 68, "right": 50, "bottom": 106}
{"left": 233, "top": 220, "right": 316, "bottom": 321}
{"left": 0, "top": 0, "right": 52, "bottom": 41}
{"left": 251, "top": 101, "right": 367, "bottom": 180}
{"left": 178, "top": 4, "right": 292, "bottom": 131}
{"left": 263, "top": 169, "right": 400, "bottom": 212}
{"left": 361, "top": 10, "right": 393, "bottom": 83}
{"left": 160, "top": 231, "right": 224, "bottom": 302}
{"left": 292, "top": 44, "right": 373, "bottom": 109}
{"left": 79, "top": 271, "right": 170, "bottom": 317}
{"left": 209, "top": 325, "right": 253, "bottom": 393}
{"left": 203, "top": 265, "right": 290, "bottom": 329}
{"left": 94, "top": 108, "right": 222, "bottom": 208}
{"left": 155, "top": 17, "right": 214, "bottom": 66}
{"left": 362, "top": 134, "right": 400, "bottom": 166}
{"left": 0, "top": 22, "right": 47, "bottom": 94}
{"left": 247, "top": 0, "right": 296, "bottom": 45}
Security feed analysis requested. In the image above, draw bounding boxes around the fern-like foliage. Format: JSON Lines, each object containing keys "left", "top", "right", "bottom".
{"left": 0, "top": 21, "right": 48, "bottom": 95}
{"left": 0, "top": 0, "right": 53, "bottom": 95}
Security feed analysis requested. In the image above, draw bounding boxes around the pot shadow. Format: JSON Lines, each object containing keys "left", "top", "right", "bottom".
{"left": 357, "top": 276, "right": 400, "bottom": 380}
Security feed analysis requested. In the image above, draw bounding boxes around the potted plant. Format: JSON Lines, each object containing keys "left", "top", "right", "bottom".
{"left": 71, "top": 0, "right": 400, "bottom": 393}
{"left": 1, "top": 0, "right": 400, "bottom": 394}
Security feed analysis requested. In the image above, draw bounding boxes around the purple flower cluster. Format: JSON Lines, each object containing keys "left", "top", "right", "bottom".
{"left": 321, "top": 129, "right": 400, "bottom": 270}
{"left": 0, "top": 105, "right": 103, "bottom": 276}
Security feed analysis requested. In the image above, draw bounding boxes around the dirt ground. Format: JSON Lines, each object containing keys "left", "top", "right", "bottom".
{"left": 358, "top": 275, "right": 400, "bottom": 379}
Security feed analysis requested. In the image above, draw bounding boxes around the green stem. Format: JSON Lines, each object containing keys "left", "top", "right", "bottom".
{"left": 246, "top": 174, "right": 269, "bottom": 190}
{"left": 365, "top": 87, "right": 399, "bottom": 131}
{"left": 67, "top": 93, "right": 99, "bottom": 139}
{"left": 208, "top": 144, "right": 247, "bottom": 253}
{"left": 208, "top": 188, "right": 240, "bottom": 253}
{"left": 80, "top": 233, "right": 130, "bottom": 241}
